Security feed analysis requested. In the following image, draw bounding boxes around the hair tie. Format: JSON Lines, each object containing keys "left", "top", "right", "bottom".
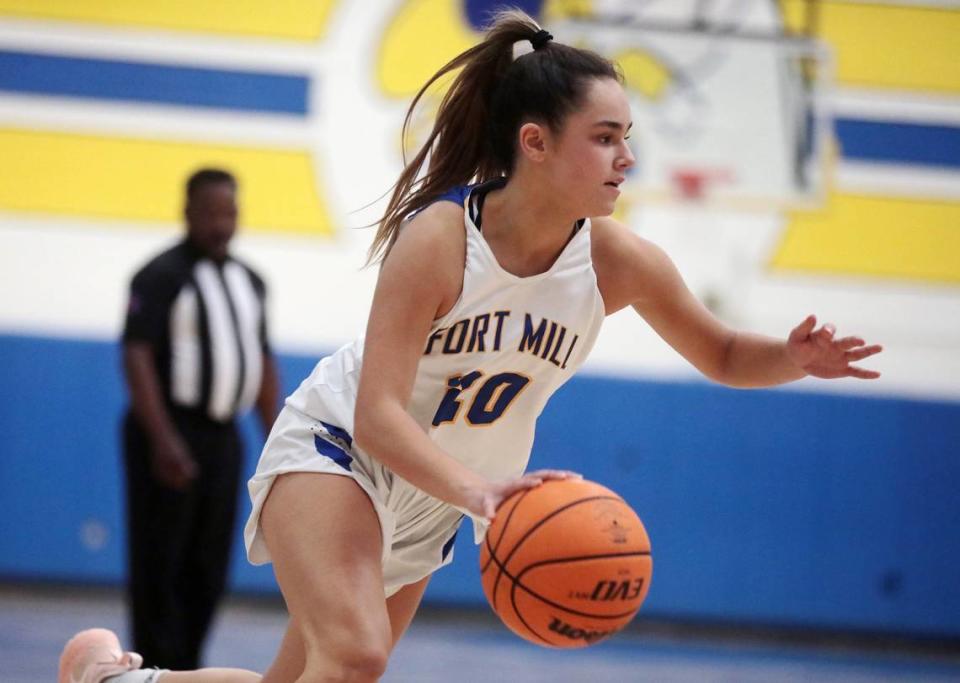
{"left": 530, "top": 29, "right": 553, "bottom": 51}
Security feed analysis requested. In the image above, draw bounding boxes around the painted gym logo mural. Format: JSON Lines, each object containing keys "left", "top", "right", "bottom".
{"left": 0, "top": 0, "right": 956, "bottom": 283}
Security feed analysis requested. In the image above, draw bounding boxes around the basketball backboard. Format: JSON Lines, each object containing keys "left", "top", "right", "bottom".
{"left": 551, "top": 2, "right": 831, "bottom": 210}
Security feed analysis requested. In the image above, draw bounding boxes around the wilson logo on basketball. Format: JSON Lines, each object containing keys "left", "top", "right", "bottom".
{"left": 589, "top": 578, "right": 646, "bottom": 601}
{"left": 548, "top": 617, "right": 615, "bottom": 644}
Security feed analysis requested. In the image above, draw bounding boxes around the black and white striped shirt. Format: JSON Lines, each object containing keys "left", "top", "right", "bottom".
{"left": 123, "top": 240, "right": 270, "bottom": 423}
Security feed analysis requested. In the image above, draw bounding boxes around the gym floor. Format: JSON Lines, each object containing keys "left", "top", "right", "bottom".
{"left": 5, "top": 584, "right": 959, "bottom": 683}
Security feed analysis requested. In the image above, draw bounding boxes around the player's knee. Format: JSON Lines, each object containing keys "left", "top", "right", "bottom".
{"left": 337, "top": 641, "right": 389, "bottom": 681}
{"left": 301, "top": 616, "right": 391, "bottom": 683}
{"left": 301, "top": 632, "right": 389, "bottom": 682}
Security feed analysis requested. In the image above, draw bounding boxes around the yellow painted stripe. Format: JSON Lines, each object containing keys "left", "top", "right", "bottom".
{"left": 378, "top": 0, "right": 478, "bottom": 97}
{"left": 377, "top": 0, "right": 608, "bottom": 98}
{"left": 778, "top": 0, "right": 808, "bottom": 34}
{"left": 772, "top": 192, "right": 960, "bottom": 283}
{"left": 617, "top": 49, "right": 672, "bottom": 100}
{"left": 0, "top": 0, "right": 339, "bottom": 41}
{"left": 780, "top": 1, "right": 960, "bottom": 94}
{"left": 0, "top": 128, "right": 333, "bottom": 236}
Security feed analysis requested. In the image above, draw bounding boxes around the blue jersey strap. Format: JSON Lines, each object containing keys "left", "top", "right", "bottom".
{"left": 430, "top": 184, "right": 473, "bottom": 208}
{"left": 412, "top": 179, "right": 504, "bottom": 220}
{"left": 407, "top": 184, "right": 472, "bottom": 221}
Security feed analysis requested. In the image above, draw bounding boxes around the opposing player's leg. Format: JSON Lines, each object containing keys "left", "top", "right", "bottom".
{"left": 259, "top": 472, "right": 392, "bottom": 682}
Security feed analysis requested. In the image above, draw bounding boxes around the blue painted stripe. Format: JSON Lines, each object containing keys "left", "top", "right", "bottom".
{"left": 835, "top": 118, "right": 960, "bottom": 170}
{"left": 465, "top": 0, "right": 543, "bottom": 30}
{"left": 0, "top": 49, "right": 309, "bottom": 115}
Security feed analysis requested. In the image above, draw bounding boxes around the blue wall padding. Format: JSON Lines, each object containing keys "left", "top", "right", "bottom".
{"left": 1, "top": 333, "right": 958, "bottom": 637}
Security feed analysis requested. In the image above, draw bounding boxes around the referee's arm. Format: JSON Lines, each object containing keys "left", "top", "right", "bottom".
{"left": 123, "top": 341, "right": 197, "bottom": 489}
{"left": 255, "top": 351, "right": 280, "bottom": 436}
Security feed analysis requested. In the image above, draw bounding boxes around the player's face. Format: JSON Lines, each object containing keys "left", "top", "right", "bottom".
{"left": 186, "top": 182, "right": 238, "bottom": 261}
{"left": 549, "top": 78, "right": 634, "bottom": 217}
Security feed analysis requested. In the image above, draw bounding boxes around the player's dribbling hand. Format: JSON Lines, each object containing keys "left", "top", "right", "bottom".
{"left": 149, "top": 430, "right": 199, "bottom": 490}
{"left": 474, "top": 470, "right": 583, "bottom": 521}
{"left": 786, "top": 314, "right": 883, "bottom": 380}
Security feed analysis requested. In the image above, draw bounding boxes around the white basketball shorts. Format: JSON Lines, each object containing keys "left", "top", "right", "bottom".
{"left": 244, "top": 405, "right": 464, "bottom": 597}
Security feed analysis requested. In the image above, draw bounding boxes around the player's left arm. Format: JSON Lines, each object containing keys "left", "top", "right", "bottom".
{"left": 591, "top": 217, "right": 882, "bottom": 388}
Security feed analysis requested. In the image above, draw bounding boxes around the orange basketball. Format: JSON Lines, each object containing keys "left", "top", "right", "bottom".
{"left": 479, "top": 478, "right": 652, "bottom": 648}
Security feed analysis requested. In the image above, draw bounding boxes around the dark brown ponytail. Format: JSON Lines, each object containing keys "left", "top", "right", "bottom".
{"left": 368, "top": 9, "right": 619, "bottom": 264}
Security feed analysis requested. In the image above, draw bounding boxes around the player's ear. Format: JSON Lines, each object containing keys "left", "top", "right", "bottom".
{"left": 518, "top": 122, "right": 547, "bottom": 162}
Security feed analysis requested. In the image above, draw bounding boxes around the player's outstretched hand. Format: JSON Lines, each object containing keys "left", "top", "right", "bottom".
{"left": 786, "top": 314, "right": 882, "bottom": 380}
{"left": 474, "top": 470, "right": 582, "bottom": 521}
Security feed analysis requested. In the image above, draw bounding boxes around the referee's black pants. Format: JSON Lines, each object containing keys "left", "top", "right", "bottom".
{"left": 123, "top": 409, "right": 243, "bottom": 671}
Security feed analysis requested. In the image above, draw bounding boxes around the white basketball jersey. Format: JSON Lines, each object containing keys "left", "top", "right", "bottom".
{"left": 286, "top": 182, "right": 605, "bottom": 484}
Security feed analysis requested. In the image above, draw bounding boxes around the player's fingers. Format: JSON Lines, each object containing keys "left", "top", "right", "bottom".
{"left": 835, "top": 336, "right": 865, "bottom": 350}
{"left": 789, "top": 314, "right": 817, "bottom": 341}
{"left": 528, "top": 469, "right": 582, "bottom": 481}
{"left": 846, "top": 345, "right": 883, "bottom": 362}
{"left": 847, "top": 366, "right": 881, "bottom": 380}
{"left": 511, "top": 475, "right": 543, "bottom": 493}
{"left": 815, "top": 323, "right": 836, "bottom": 347}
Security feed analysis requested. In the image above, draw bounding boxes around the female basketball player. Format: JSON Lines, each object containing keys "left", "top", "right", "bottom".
{"left": 59, "top": 10, "right": 881, "bottom": 683}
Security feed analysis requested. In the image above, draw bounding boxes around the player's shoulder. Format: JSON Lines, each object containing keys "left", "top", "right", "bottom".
{"left": 380, "top": 195, "right": 467, "bottom": 314}
{"left": 408, "top": 194, "right": 465, "bottom": 229}
{"left": 390, "top": 195, "right": 466, "bottom": 266}
{"left": 589, "top": 215, "right": 674, "bottom": 313}
{"left": 589, "top": 215, "right": 654, "bottom": 271}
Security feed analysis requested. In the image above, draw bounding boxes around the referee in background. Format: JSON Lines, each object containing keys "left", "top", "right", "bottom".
{"left": 121, "top": 168, "right": 279, "bottom": 670}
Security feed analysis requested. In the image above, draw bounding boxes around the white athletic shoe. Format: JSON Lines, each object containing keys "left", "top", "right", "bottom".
{"left": 58, "top": 628, "right": 144, "bottom": 683}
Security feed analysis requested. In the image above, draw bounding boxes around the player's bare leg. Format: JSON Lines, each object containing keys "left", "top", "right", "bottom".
{"left": 386, "top": 576, "right": 430, "bottom": 646}
{"left": 160, "top": 671, "right": 260, "bottom": 682}
{"left": 259, "top": 472, "right": 391, "bottom": 683}
{"left": 57, "top": 628, "right": 259, "bottom": 683}
{"left": 261, "top": 573, "right": 429, "bottom": 683}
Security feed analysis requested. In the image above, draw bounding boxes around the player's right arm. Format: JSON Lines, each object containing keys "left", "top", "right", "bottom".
{"left": 353, "top": 202, "right": 562, "bottom": 520}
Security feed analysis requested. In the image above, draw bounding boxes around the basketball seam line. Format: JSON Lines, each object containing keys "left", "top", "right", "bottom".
{"left": 485, "top": 489, "right": 534, "bottom": 612}
{"left": 481, "top": 487, "right": 531, "bottom": 576}
{"left": 489, "top": 494, "right": 625, "bottom": 614}
{"left": 510, "top": 581, "right": 559, "bottom": 647}
{"left": 488, "top": 549, "right": 649, "bottom": 621}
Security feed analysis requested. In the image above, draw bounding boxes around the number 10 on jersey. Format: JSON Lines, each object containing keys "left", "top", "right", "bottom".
{"left": 432, "top": 371, "right": 531, "bottom": 427}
